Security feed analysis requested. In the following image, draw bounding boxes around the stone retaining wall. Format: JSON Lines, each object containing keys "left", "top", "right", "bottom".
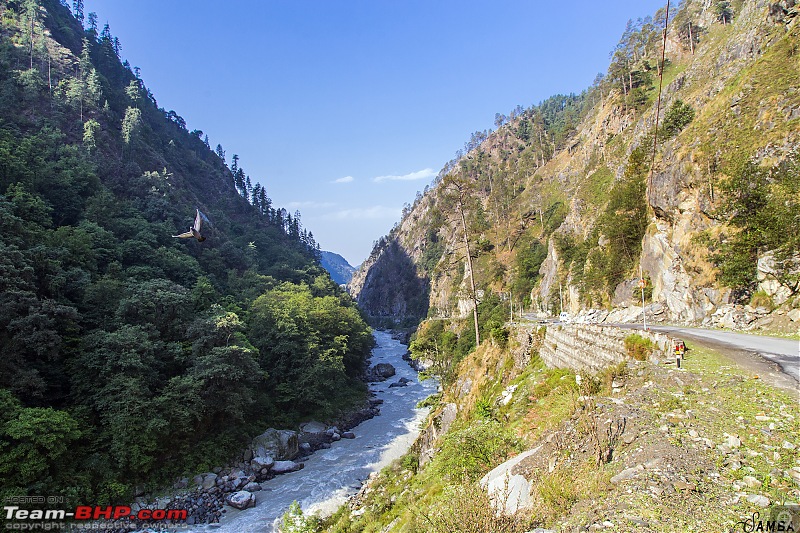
{"left": 537, "top": 324, "right": 675, "bottom": 372}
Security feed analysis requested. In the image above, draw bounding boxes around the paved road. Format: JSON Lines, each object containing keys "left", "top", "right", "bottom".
{"left": 518, "top": 314, "right": 799, "bottom": 391}
{"left": 631, "top": 325, "right": 799, "bottom": 389}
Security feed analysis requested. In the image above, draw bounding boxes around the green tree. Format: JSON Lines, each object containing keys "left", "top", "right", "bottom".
{"left": 23, "top": 0, "right": 41, "bottom": 69}
{"left": 121, "top": 106, "right": 141, "bottom": 145}
{"left": 83, "top": 119, "right": 100, "bottom": 151}
{"left": 440, "top": 168, "right": 481, "bottom": 347}
{"left": 716, "top": 1, "right": 733, "bottom": 24}
{"left": 248, "top": 281, "right": 372, "bottom": 418}
{"left": 0, "top": 398, "right": 81, "bottom": 492}
{"left": 660, "top": 99, "right": 695, "bottom": 139}
{"left": 712, "top": 155, "right": 800, "bottom": 298}
{"left": 125, "top": 80, "right": 141, "bottom": 106}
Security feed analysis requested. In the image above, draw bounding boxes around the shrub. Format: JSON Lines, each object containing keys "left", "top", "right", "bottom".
{"left": 624, "top": 333, "right": 655, "bottom": 361}
{"left": 749, "top": 290, "right": 775, "bottom": 311}
{"left": 420, "top": 482, "right": 534, "bottom": 533}
{"left": 432, "top": 421, "right": 521, "bottom": 482}
{"left": 279, "top": 501, "right": 319, "bottom": 533}
{"left": 660, "top": 99, "right": 696, "bottom": 139}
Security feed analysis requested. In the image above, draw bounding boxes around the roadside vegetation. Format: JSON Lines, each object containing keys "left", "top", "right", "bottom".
{"left": 295, "top": 331, "right": 799, "bottom": 533}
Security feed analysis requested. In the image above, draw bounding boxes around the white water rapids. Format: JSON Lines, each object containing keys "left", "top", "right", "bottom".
{"left": 191, "top": 330, "right": 437, "bottom": 532}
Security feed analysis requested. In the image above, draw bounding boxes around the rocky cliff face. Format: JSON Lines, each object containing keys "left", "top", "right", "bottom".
{"left": 351, "top": 0, "right": 800, "bottom": 330}
{"left": 349, "top": 239, "right": 430, "bottom": 326}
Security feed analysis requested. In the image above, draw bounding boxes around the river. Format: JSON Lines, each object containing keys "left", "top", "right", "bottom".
{"left": 192, "top": 330, "right": 437, "bottom": 532}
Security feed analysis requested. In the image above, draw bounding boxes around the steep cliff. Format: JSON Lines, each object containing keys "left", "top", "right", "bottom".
{"left": 351, "top": 0, "right": 800, "bottom": 333}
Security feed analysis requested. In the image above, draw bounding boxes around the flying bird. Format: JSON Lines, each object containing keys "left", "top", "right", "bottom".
{"left": 173, "top": 208, "right": 208, "bottom": 242}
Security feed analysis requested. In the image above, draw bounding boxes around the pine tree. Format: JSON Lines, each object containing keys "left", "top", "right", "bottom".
{"left": 121, "top": 107, "right": 141, "bottom": 145}
{"left": 251, "top": 183, "right": 262, "bottom": 210}
{"left": 23, "top": 0, "right": 40, "bottom": 70}
{"left": 235, "top": 168, "right": 245, "bottom": 196}
{"left": 125, "top": 80, "right": 141, "bottom": 106}
{"left": 441, "top": 168, "right": 481, "bottom": 347}
{"left": 72, "top": 0, "right": 84, "bottom": 27}
{"left": 86, "top": 12, "right": 97, "bottom": 37}
{"left": 258, "top": 188, "right": 270, "bottom": 215}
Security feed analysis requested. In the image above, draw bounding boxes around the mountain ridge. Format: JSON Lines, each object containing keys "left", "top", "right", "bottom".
{"left": 320, "top": 250, "right": 357, "bottom": 285}
{"left": 350, "top": 0, "right": 799, "bottom": 336}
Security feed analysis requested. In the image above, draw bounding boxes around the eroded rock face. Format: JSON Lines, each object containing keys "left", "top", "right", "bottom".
{"left": 349, "top": 240, "right": 429, "bottom": 325}
{"left": 418, "top": 403, "right": 458, "bottom": 466}
{"left": 480, "top": 447, "right": 541, "bottom": 515}
{"left": 350, "top": 0, "right": 799, "bottom": 333}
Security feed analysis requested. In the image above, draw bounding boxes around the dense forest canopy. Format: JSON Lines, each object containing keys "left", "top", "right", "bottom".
{"left": 0, "top": 0, "right": 373, "bottom": 503}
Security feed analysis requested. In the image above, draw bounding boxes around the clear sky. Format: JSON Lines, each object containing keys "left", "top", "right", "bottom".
{"left": 84, "top": 0, "right": 666, "bottom": 267}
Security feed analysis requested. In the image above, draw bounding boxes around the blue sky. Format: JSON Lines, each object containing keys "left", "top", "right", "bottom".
{"left": 84, "top": 0, "right": 666, "bottom": 266}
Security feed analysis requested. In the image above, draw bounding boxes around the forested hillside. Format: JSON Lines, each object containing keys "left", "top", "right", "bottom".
{"left": 0, "top": 0, "right": 373, "bottom": 503}
{"left": 351, "top": 0, "right": 800, "bottom": 362}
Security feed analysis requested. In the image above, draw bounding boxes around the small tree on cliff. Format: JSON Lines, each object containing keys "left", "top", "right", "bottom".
{"left": 441, "top": 165, "right": 481, "bottom": 348}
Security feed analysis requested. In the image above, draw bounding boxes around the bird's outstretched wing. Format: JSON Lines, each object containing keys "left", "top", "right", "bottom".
{"left": 193, "top": 209, "right": 204, "bottom": 232}
{"left": 173, "top": 230, "right": 194, "bottom": 238}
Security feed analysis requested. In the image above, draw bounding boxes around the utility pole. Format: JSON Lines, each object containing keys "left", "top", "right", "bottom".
{"left": 640, "top": 264, "right": 647, "bottom": 331}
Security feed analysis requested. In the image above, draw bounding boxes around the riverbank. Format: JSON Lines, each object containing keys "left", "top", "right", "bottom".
{"left": 182, "top": 330, "right": 436, "bottom": 532}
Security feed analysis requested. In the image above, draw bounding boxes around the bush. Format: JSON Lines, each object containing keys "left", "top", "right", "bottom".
{"left": 279, "top": 501, "right": 319, "bottom": 533}
{"left": 420, "top": 482, "right": 534, "bottom": 533}
{"left": 749, "top": 290, "right": 775, "bottom": 311}
{"left": 624, "top": 333, "right": 655, "bottom": 361}
{"left": 660, "top": 99, "right": 696, "bottom": 139}
{"left": 432, "top": 421, "right": 521, "bottom": 482}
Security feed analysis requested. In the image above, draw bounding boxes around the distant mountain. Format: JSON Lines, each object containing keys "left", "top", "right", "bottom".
{"left": 321, "top": 251, "right": 357, "bottom": 285}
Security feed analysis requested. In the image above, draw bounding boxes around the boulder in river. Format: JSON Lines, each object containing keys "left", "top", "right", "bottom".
{"left": 243, "top": 482, "right": 262, "bottom": 492}
{"left": 300, "top": 420, "right": 327, "bottom": 434}
{"left": 271, "top": 460, "right": 304, "bottom": 474}
{"left": 367, "top": 363, "right": 396, "bottom": 382}
{"left": 250, "top": 454, "right": 275, "bottom": 471}
{"left": 251, "top": 428, "right": 299, "bottom": 461}
{"left": 226, "top": 490, "right": 256, "bottom": 510}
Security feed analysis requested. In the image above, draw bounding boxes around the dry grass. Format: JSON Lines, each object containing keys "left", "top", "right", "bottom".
{"left": 416, "top": 482, "right": 536, "bottom": 533}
